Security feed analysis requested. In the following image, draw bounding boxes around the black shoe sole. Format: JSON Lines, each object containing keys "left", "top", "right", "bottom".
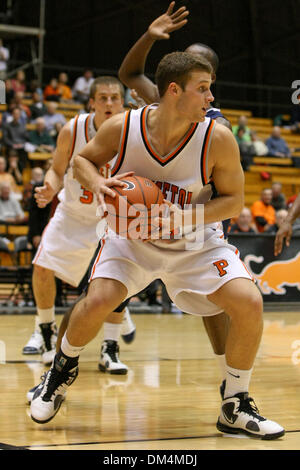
{"left": 98, "top": 364, "right": 128, "bottom": 375}
{"left": 121, "top": 329, "right": 136, "bottom": 344}
{"left": 22, "top": 349, "right": 43, "bottom": 355}
{"left": 216, "top": 419, "right": 285, "bottom": 440}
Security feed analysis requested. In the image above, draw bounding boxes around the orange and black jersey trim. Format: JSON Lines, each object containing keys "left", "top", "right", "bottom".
{"left": 111, "top": 110, "right": 131, "bottom": 176}
{"left": 200, "top": 118, "right": 215, "bottom": 187}
{"left": 68, "top": 114, "right": 79, "bottom": 160}
{"left": 140, "top": 106, "right": 198, "bottom": 167}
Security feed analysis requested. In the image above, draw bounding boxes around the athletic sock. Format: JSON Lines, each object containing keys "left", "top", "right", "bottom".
{"left": 215, "top": 353, "right": 226, "bottom": 382}
{"left": 224, "top": 364, "right": 253, "bottom": 399}
{"left": 37, "top": 307, "right": 55, "bottom": 325}
{"left": 103, "top": 322, "right": 122, "bottom": 342}
{"left": 56, "top": 333, "right": 84, "bottom": 371}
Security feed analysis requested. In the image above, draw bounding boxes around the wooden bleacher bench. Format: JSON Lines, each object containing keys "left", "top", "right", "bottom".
{"left": 222, "top": 108, "right": 252, "bottom": 118}
{"left": 252, "top": 156, "right": 293, "bottom": 166}
{"left": 28, "top": 152, "right": 53, "bottom": 161}
{"left": 249, "top": 165, "right": 300, "bottom": 175}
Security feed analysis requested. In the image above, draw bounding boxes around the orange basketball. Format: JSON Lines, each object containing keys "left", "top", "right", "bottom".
{"left": 104, "top": 175, "right": 164, "bottom": 239}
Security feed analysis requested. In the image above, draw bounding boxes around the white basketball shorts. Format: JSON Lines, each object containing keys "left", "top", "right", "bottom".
{"left": 33, "top": 204, "right": 102, "bottom": 286}
{"left": 89, "top": 227, "right": 254, "bottom": 316}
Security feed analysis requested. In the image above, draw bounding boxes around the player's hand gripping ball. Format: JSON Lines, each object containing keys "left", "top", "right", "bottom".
{"left": 104, "top": 175, "right": 164, "bottom": 239}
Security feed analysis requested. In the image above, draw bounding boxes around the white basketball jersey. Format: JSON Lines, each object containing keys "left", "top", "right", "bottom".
{"left": 58, "top": 113, "right": 116, "bottom": 221}
{"left": 112, "top": 105, "right": 216, "bottom": 208}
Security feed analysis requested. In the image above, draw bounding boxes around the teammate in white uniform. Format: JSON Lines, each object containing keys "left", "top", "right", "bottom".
{"left": 25, "top": 76, "right": 135, "bottom": 375}
{"left": 30, "top": 52, "right": 284, "bottom": 440}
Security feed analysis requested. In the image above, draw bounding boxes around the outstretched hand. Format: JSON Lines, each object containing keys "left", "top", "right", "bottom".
{"left": 148, "top": 1, "right": 189, "bottom": 41}
{"left": 274, "top": 220, "right": 293, "bottom": 256}
{"left": 34, "top": 181, "right": 55, "bottom": 208}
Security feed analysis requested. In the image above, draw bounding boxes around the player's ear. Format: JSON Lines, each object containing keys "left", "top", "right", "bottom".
{"left": 168, "top": 82, "right": 181, "bottom": 96}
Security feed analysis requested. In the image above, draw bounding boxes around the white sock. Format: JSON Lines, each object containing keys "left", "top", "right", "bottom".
{"left": 215, "top": 354, "right": 226, "bottom": 382}
{"left": 103, "top": 322, "right": 122, "bottom": 342}
{"left": 61, "top": 333, "right": 85, "bottom": 358}
{"left": 224, "top": 365, "right": 253, "bottom": 399}
{"left": 37, "top": 307, "right": 55, "bottom": 324}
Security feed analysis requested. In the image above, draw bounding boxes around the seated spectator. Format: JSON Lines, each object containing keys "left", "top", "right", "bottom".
{"left": 271, "top": 182, "right": 286, "bottom": 211}
{"left": 57, "top": 72, "right": 72, "bottom": 102}
{"left": 232, "top": 115, "right": 252, "bottom": 142}
{"left": 235, "top": 126, "right": 255, "bottom": 170}
{"left": 265, "top": 126, "right": 292, "bottom": 157}
{"left": 29, "top": 91, "right": 48, "bottom": 121}
{"left": 0, "top": 155, "right": 19, "bottom": 193}
{"left": 25, "top": 117, "right": 55, "bottom": 154}
{"left": 72, "top": 69, "right": 94, "bottom": 103}
{"left": 43, "top": 78, "right": 61, "bottom": 102}
{"left": 229, "top": 207, "right": 257, "bottom": 233}
{"left": 11, "top": 70, "right": 27, "bottom": 94}
{"left": 22, "top": 167, "right": 44, "bottom": 211}
{"left": 251, "top": 188, "right": 276, "bottom": 233}
{"left": 5, "top": 79, "right": 15, "bottom": 105}
{"left": 7, "top": 150, "right": 23, "bottom": 186}
{"left": 43, "top": 102, "right": 66, "bottom": 136}
{"left": 27, "top": 78, "right": 43, "bottom": 99}
{"left": 265, "top": 209, "right": 288, "bottom": 234}
{"left": 1, "top": 102, "right": 27, "bottom": 127}
{"left": 0, "top": 182, "right": 25, "bottom": 224}
{"left": 250, "top": 130, "right": 268, "bottom": 156}
{"left": 14, "top": 91, "right": 31, "bottom": 119}
{"left": 2, "top": 107, "right": 28, "bottom": 166}
{"left": 27, "top": 178, "right": 51, "bottom": 254}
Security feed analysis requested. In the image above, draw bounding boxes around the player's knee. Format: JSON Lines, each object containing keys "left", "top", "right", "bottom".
{"left": 33, "top": 264, "right": 54, "bottom": 283}
{"left": 82, "top": 290, "right": 112, "bottom": 318}
{"left": 240, "top": 290, "right": 263, "bottom": 323}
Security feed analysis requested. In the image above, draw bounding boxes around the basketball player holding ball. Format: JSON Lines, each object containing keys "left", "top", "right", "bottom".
{"left": 30, "top": 51, "right": 284, "bottom": 440}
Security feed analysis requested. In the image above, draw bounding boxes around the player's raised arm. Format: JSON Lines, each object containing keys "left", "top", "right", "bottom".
{"left": 118, "top": 1, "right": 188, "bottom": 104}
{"left": 34, "top": 121, "right": 72, "bottom": 208}
{"left": 203, "top": 123, "right": 244, "bottom": 224}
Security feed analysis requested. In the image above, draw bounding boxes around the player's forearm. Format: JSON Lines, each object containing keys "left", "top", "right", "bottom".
{"left": 286, "top": 194, "right": 300, "bottom": 224}
{"left": 44, "top": 167, "right": 64, "bottom": 195}
{"left": 73, "top": 155, "right": 104, "bottom": 194}
{"left": 118, "top": 31, "right": 155, "bottom": 85}
{"left": 192, "top": 194, "right": 243, "bottom": 226}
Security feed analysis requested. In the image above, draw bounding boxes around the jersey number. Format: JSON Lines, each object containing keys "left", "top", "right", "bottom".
{"left": 80, "top": 186, "right": 93, "bottom": 204}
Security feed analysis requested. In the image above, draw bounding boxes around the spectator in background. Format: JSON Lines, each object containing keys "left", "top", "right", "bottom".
{"left": 271, "top": 182, "right": 286, "bottom": 211}
{"left": 27, "top": 178, "right": 51, "bottom": 255}
{"left": 14, "top": 91, "right": 31, "bottom": 119}
{"left": 5, "top": 79, "right": 15, "bottom": 105}
{"left": 72, "top": 69, "right": 94, "bottom": 103}
{"left": 22, "top": 166, "right": 44, "bottom": 212}
{"left": 43, "top": 78, "right": 61, "bottom": 102}
{"left": 7, "top": 150, "right": 23, "bottom": 186}
{"left": 250, "top": 130, "right": 268, "bottom": 156}
{"left": 0, "top": 155, "right": 19, "bottom": 193}
{"left": 0, "top": 38, "right": 9, "bottom": 79}
{"left": 229, "top": 207, "right": 257, "bottom": 233}
{"left": 26, "top": 117, "right": 55, "bottom": 154}
{"left": 57, "top": 72, "right": 72, "bottom": 102}
{"left": 265, "top": 209, "right": 288, "bottom": 234}
{"left": 232, "top": 115, "right": 252, "bottom": 142}
{"left": 265, "top": 126, "right": 292, "bottom": 157}
{"left": 43, "top": 102, "right": 66, "bottom": 137}
{"left": 2, "top": 107, "right": 28, "bottom": 167}
{"left": 1, "top": 102, "right": 27, "bottom": 127}
{"left": 251, "top": 188, "right": 276, "bottom": 233}
{"left": 11, "top": 70, "right": 27, "bottom": 94}
{"left": 29, "top": 91, "right": 48, "bottom": 121}
{"left": 0, "top": 182, "right": 25, "bottom": 223}
{"left": 235, "top": 126, "right": 255, "bottom": 170}
{"left": 27, "top": 78, "right": 43, "bottom": 99}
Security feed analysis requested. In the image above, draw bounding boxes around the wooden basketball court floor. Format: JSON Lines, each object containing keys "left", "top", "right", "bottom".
{"left": 1, "top": 311, "right": 300, "bottom": 451}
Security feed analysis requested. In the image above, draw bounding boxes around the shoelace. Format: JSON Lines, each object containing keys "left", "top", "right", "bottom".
{"left": 238, "top": 396, "right": 266, "bottom": 422}
{"left": 105, "top": 342, "right": 119, "bottom": 362}
{"left": 42, "top": 367, "right": 76, "bottom": 402}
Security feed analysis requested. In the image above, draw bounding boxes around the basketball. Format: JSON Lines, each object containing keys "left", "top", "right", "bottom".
{"left": 104, "top": 175, "right": 164, "bottom": 239}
